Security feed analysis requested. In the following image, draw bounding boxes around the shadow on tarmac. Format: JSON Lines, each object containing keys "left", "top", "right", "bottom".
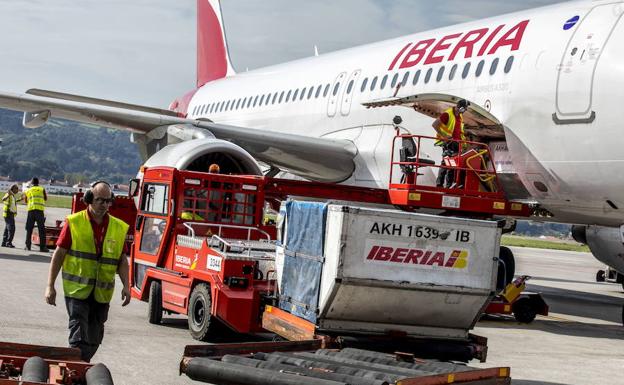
{"left": 0, "top": 252, "right": 51, "bottom": 264}
{"left": 530, "top": 275, "right": 621, "bottom": 288}
{"left": 512, "top": 380, "right": 569, "bottom": 385}
{"left": 478, "top": 317, "right": 624, "bottom": 340}
{"left": 159, "top": 317, "right": 269, "bottom": 343}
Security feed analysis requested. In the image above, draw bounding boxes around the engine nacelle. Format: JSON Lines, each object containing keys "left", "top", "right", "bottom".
{"left": 142, "top": 137, "right": 261, "bottom": 175}
{"left": 572, "top": 225, "right": 624, "bottom": 273}
{"left": 22, "top": 110, "right": 51, "bottom": 129}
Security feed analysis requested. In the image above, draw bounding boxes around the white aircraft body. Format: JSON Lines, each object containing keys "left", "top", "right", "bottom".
{"left": 0, "top": 0, "right": 623, "bottom": 276}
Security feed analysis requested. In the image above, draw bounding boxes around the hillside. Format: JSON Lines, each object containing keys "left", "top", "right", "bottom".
{"left": 0, "top": 109, "right": 142, "bottom": 184}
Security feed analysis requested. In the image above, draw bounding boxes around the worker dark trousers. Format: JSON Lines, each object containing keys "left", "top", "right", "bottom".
{"left": 24, "top": 209, "right": 46, "bottom": 250}
{"left": 436, "top": 142, "right": 459, "bottom": 188}
{"left": 65, "top": 293, "right": 110, "bottom": 363}
{"left": 2, "top": 213, "right": 15, "bottom": 246}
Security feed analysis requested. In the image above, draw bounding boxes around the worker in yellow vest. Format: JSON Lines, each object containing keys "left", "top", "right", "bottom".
{"left": 432, "top": 99, "right": 469, "bottom": 189}
{"left": 44, "top": 181, "right": 130, "bottom": 362}
{"left": 24, "top": 177, "right": 48, "bottom": 251}
{"left": 2, "top": 184, "right": 20, "bottom": 248}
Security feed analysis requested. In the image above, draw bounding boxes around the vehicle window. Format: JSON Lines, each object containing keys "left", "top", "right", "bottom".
{"left": 436, "top": 66, "right": 445, "bottom": 82}
{"left": 424, "top": 68, "right": 432, "bottom": 83}
{"left": 449, "top": 64, "right": 457, "bottom": 80}
{"left": 412, "top": 70, "right": 421, "bottom": 85}
{"left": 401, "top": 72, "right": 410, "bottom": 87}
{"left": 140, "top": 183, "right": 169, "bottom": 215}
{"left": 391, "top": 73, "right": 399, "bottom": 88}
{"left": 323, "top": 84, "right": 330, "bottom": 97}
{"left": 504, "top": 56, "right": 514, "bottom": 73}
{"left": 139, "top": 217, "right": 167, "bottom": 255}
{"left": 370, "top": 76, "right": 378, "bottom": 91}
{"left": 347, "top": 80, "right": 354, "bottom": 94}
{"left": 462, "top": 62, "right": 471, "bottom": 79}
{"left": 380, "top": 75, "right": 388, "bottom": 89}
{"left": 360, "top": 77, "right": 368, "bottom": 92}
{"left": 490, "top": 58, "right": 499, "bottom": 75}
{"left": 476, "top": 60, "right": 485, "bottom": 77}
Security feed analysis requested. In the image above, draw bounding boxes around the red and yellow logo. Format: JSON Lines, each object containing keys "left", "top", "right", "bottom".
{"left": 366, "top": 245, "right": 469, "bottom": 269}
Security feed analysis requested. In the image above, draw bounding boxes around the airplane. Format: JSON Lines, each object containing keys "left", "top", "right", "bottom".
{"left": 0, "top": 0, "right": 623, "bottom": 283}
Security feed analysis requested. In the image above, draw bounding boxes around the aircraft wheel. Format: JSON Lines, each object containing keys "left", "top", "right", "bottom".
{"left": 513, "top": 297, "right": 537, "bottom": 323}
{"left": 496, "top": 246, "right": 516, "bottom": 291}
{"left": 188, "top": 283, "right": 215, "bottom": 341}
{"left": 596, "top": 270, "right": 606, "bottom": 282}
{"left": 148, "top": 280, "right": 163, "bottom": 325}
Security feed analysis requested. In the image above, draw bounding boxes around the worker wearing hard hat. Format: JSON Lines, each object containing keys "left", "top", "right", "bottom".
{"left": 44, "top": 181, "right": 130, "bottom": 362}
{"left": 431, "top": 99, "right": 469, "bottom": 189}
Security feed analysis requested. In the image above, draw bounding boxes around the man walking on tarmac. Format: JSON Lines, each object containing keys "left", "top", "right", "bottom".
{"left": 2, "top": 184, "right": 20, "bottom": 248}
{"left": 24, "top": 177, "right": 48, "bottom": 251}
{"left": 44, "top": 181, "right": 130, "bottom": 362}
{"left": 431, "top": 99, "right": 469, "bottom": 189}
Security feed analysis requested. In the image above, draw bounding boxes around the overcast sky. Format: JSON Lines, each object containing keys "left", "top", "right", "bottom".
{"left": 0, "top": 0, "right": 569, "bottom": 108}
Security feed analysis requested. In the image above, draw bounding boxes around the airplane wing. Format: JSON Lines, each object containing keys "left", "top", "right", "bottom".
{"left": 0, "top": 90, "right": 357, "bottom": 182}
{"left": 363, "top": 93, "right": 505, "bottom": 140}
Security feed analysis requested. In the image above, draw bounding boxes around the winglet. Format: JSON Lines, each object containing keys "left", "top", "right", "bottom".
{"left": 197, "top": 0, "right": 236, "bottom": 87}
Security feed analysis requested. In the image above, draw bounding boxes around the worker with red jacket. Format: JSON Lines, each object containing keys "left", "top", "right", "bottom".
{"left": 44, "top": 181, "right": 130, "bottom": 362}
{"left": 432, "top": 99, "right": 469, "bottom": 188}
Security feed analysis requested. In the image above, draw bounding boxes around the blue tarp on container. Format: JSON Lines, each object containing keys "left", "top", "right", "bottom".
{"left": 278, "top": 200, "right": 328, "bottom": 323}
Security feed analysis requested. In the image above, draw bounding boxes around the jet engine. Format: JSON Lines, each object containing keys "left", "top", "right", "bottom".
{"left": 572, "top": 225, "right": 624, "bottom": 274}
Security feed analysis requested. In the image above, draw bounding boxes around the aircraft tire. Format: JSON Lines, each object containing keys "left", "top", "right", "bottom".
{"left": 148, "top": 280, "right": 163, "bottom": 325}
{"left": 596, "top": 270, "right": 606, "bottom": 282}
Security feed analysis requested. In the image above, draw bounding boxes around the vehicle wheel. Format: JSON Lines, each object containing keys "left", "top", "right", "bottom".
{"left": 513, "top": 298, "right": 537, "bottom": 323}
{"left": 148, "top": 281, "right": 163, "bottom": 325}
{"left": 496, "top": 246, "right": 516, "bottom": 291}
{"left": 188, "top": 283, "right": 214, "bottom": 341}
{"left": 596, "top": 270, "right": 606, "bottom": 282}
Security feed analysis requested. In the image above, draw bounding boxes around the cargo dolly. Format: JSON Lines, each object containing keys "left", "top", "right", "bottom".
{"left": 484, "top": 275, "right": 549, "bottom": 323}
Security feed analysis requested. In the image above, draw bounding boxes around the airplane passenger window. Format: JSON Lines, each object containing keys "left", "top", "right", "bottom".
{"left": 436, "top": 66, "right": 445, "bottom": 82}
{"left": 490, "top": 58, "right": 499, "bottom": 75}
{"left": 192, "top": 106, "right": 198, "bottom": 116}
{"left": 307, "top": 87, "right": 314, "bottom": 99}
{"left": 391, "top": 73, "right": 399, "bottom": 88}
{"left": 219, "top": 102, "right": 225, "bottom": 113}
{"left": 504, "top": 56, "right": 514, "bottom": 73}
{"left": 360, "top": 78, "right": 368, "bottom": 92}
{"left": 380, "top": 75, "right": 388, "bottom": 89}
{"left": 292, "top": 89, "right": 299, "bottom": 101}
{"left": 279, "top": 91, "right": 285, "bottom": 103}
{"left": 253, "top": 95, "right": 259, "bottom": 107}
{"left": 462, "top": 63, "right": 471, "bottom": 79}
{"left": 286, "top": 90, "right": 292, "bottom": 102}
{"left": 240, "top": 97, "right": 247, "bottom": 109}
{"left": 247, "top": 97, "right": 253, "bottom": 108}
{"left": 235, "top": 99, "right": 242, "bottom": 110}
{"left": 412, "top": 70, "right": 420, "bottom": 85}
{"left": 259, "top": 95, "right": 265, "bottom": 106}
{"left": 323, "top": 84, "right": 330, "bottom": 97}
{"left": 370, "top": 76, "right": 378, "bottom": 91}
{"left": 209, "top": 103, "right": 215, "bottom": 113}
{"left": 300, "top": 88, "right": 306, "bottom": 100}
{"left": 449, "top": 64, "right": 457, "bottom": 80}
{"left": 272, "top": 93, "right": 278, "bottom": 104}
{"left": 332, "top": 82, "right": 340, "bottom": 96}
{"left": 347, "top": 80, "right": 354, "bottom": 94}
{"left": 424, "top": 68, "right": 432, "bottom": 83}
{"left": 315, "top": 85, "right": 322, "bottom": 98}
{"left": 476, "top": 60, "right": 485, "bottom": 77}
{"left": 401, "top": 72, "right": 410, "bottom": 87}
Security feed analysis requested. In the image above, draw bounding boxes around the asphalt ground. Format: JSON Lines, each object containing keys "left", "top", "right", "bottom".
{"left": 0, "top": 207, "right": 623, "bottom": 384}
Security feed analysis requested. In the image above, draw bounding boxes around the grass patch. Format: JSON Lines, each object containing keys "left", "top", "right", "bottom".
{"left": 17, "top": 194, "right": 72, "bottom": 209}
{"left": 502, "top": 234, "right": 590, "bottom": 252}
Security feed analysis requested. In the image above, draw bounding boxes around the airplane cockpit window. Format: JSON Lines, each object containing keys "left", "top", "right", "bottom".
{"left": 504, "top": 56, "right": 514, "bottom": 73}
{"left": 490, "top": 58, "right": 499, "bottom": 75}
{"left": 412, "top": 70, "right": 421, "bottom": 85}
{"left": 424, "top": 68, "right": 433, "bottom": 83}
{"left": 347, "top": 80, "right": 354, "bottom": 94}
{"left": 307, "top": 87, "right": 314, "bottom": 99}
{"left": 300, "top": 88, "right": 306, "bottom": 100}
{"left": 360, "top": 78, "right": 369, "bottom": 92}
{"left": 449, "top": 64, "right": 458, "bottom": 80}
{"left": 315, "top": 85, "right": 322, "bottom": 98}
{"left": 476, "top": 60, "right": 485, "bottom": 77}
{"left": 286, "top": 90, "right": 292, "bottom": 102}
{"left": 380, "top": 75, "right": 388, "bottom": 89}
{"left": 462, "top": 63, "right": 471, "bottom": 79}
{"left": 323, "top": 84, "right": 330, "bottom": 97}
{"left": 370, "top": 76, "right": 378, "bottom": 91}
{"left": 391, "top": 73, "right": 399, "bottom": 88}
{"left": 436, "top": 66, "right": 445, "bottom": 82}
{"left": 253, "top": 95, "right": 259, "bottom": 106}
{"left": 401, "top": 72, "right": 409, "bottom": 87}
{"left": 332, "top": 82, "right": 341, "bottom": 96}
{"left": 292, "top": 89, "right": 299, "bottom": 101}
{"left": 279, "top": 91, "right": 285, "bottom": 103}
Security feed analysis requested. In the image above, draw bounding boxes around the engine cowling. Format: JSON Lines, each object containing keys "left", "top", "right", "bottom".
{"left": 572, "top": 225, "right": 624, "bottom": 273}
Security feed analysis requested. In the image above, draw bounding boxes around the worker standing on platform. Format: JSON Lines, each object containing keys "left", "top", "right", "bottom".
{"left": 2, "top": 184, "right": 19, "bottom": 248}
{"left": 24, "top": 177, "right": 48, "bottom": 251}
{"left": 432, "top": 99, "right": 469, "bottom": 188}
{"left": 44, "top": 181, "right": 130, "bottom": 362}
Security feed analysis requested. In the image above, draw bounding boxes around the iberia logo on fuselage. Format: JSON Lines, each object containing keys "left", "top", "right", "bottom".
{"left": 388, "top": 20, "right": 529, "bottom": 71}
{"left": 366, "top": 245, "right": 469, "bottom": 269}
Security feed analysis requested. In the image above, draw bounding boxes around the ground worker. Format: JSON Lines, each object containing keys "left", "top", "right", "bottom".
{"left": 431, "top": 99, "right": 469, "bottom": 188}
{"left": 44, "top": 181, "right": 130, "bottom": 362}
{"left": 2, "top": 184, "right": 19, "bottom": 248}
{"left": 24, "top": 177, "right": 48, "bottom": 251}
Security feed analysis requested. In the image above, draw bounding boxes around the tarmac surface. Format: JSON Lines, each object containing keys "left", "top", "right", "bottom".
{"left": 0, "top": 207, "right": 623, "bottom": 385}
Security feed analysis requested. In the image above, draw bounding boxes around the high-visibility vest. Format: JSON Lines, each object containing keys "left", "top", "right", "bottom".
{"left": 2, "top": 193, "right": 17, "bottom": 217}
{"left": 181, "top": 211, "right": 204, "bottom": 220}
{"left": 25, "top": 186, "right": 45, "bottom": 211}
{"left": 435, "top": 108, "right": 466, "bottom": 146}
{"left": 62, "top": 210, "right": 129, "bottom": 303}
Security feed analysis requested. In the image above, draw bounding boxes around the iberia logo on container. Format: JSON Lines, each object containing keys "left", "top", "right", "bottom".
{"left": 365, "top": 245, "right": 469, "bottom": 269}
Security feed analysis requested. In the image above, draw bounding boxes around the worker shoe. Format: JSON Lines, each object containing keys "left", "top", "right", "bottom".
{"left": 6, "top": 244, "right": 15, "bottom": 248}
{"left": 40, "top": 248, "right": 50, "bottom": 252}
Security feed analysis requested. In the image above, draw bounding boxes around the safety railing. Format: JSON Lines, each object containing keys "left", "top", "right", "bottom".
{"left": 182, "top": 222, "right": 273, "bottom": 258}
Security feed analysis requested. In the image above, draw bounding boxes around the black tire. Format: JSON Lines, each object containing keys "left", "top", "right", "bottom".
{"left": 496, "top": 246, "right": 516, "bottom": 291}
{"left": 148, "top": 281, "right": 163, "bottom": 325}
{"left": 188, "top": 283, "right": 214, "bottom": 341}
{"left": 596, "top": 270, "right": 606, "bottom": 282}
{"left": 513, "top": 297, "right": 537, "bottom": 323}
